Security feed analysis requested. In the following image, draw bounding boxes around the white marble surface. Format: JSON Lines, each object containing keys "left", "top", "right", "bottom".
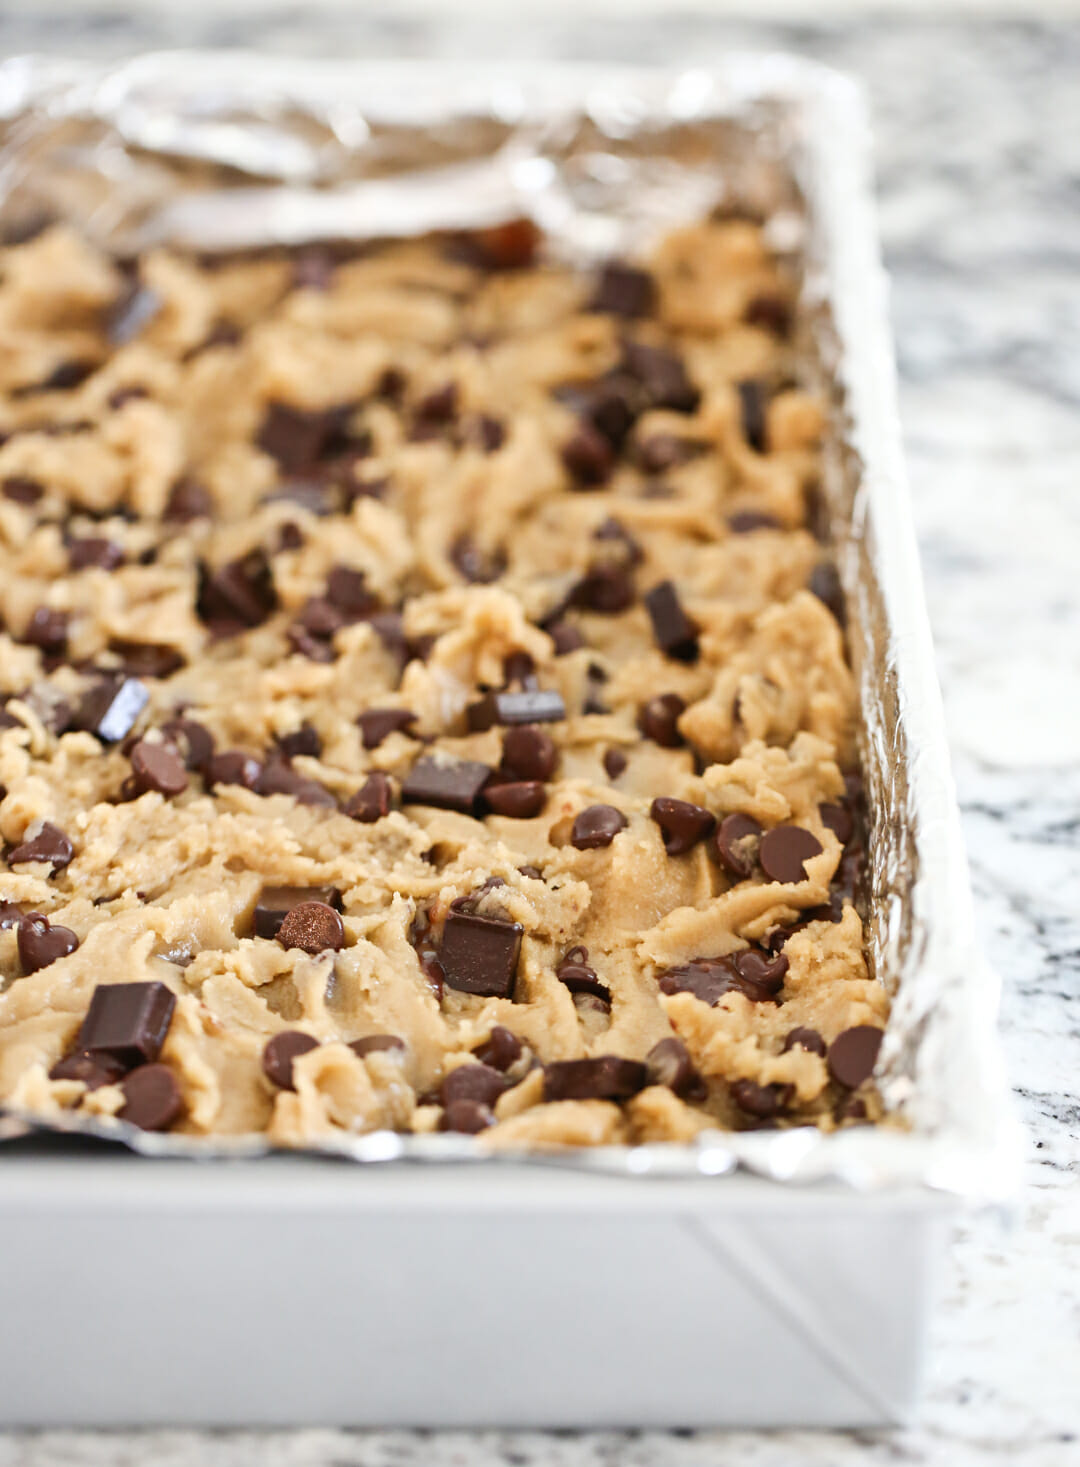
{"left": 0, "top": 7, "right": 1078, "bottom": 1465}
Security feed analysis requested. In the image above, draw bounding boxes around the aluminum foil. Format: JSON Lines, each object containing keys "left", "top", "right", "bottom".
{"left": 0, "top": 52, "right": 1020, "bottom": 1198}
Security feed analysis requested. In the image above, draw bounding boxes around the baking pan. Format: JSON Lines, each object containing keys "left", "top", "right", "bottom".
{"left": 0, "top": 53, "right": 1019, "bottom": 1427}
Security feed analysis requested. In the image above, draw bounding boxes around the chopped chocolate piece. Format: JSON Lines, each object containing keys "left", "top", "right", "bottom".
{"left": 570, "top": 561, "right": 635, "bottom": 614}
{"left": 645, "top": 1037, "right": 706, "bottom": 1100}
{"left": 580, "top": 373, "right": 640, "bottom": 449}
{"left": 470, "top": 690, "right": 565, "bottom": 731}
{"left": 294, "top": 597, "right": 345, "bottom": 640}
{"left": 160, "top": 718, "right": 214, "bottom": 772}
{"left": 78, "top": 980, "right": 176, "bottom": 1066}
{"left": 118, "top": 1063, "right": 183, "bottom": 1131}
{"left": 69, "top": 536, "right": 124, "bottom": 571}
{"left": 49, "top": 1050, "right": 127, "bottom": 1090}
{"left": 621, "top": 341, "right": 700, "bottom": 413}
{"left": 744, "top": 293, "right": 793, "bottom": 337}
{"left": 637, "top": 693, "right": 686, "bottom": 747}
{"left": 440, "top": 910, "right": 523, "bottom": 999}
{"left": 730, "top": 1078, "right": 793, "bottom": 1120}
{"left": 499, "top": 653, "right": 536, "bottom": 693}
{"left": 17, "top": 914, "right": 79, "bottom": 974}
{"left": 603, "top": 747, "right": 627, "bottom": 780}
{"left": 783, "top": 1026, "right": 827, "bottom": 1057}
{"left": 22, "top": 607, "right": 69, "bottom": 654}
{"left": 256, "top": 758, "right": 336, "bottom": 807}
{"left": 820, "top": 801, "right": 854, "bottom": 846}
{"left": 206, "top": 750, "right": 263, "bottom": 790}
{"left": 471, "top": 414, "right": 505, "bottom": 453}
{"left": 759, "top": 825, "right": 823, "bottom": 884}
{"left": 501, "top": 725, "right": 558, "bottom": 783}
{"left": 544, "top": 1055, "right": 648, "bottom": 1102}
{"left": 440, "top": 1062, "right": 506, "bottom": 1110}
{"left": 449, "top": 533, "right": 507, "bottom": 585}
{"left": 401, "top": 756, "right": 492, "bottom": 816}
{"left": 262, "top": 1030, "right": 320, "bottom": 1090}
{"left": 106, "top": 281, "right": 162, "bottom": 346}
{"left": 349, "top": 1034, "right": 406, "bottom": 1059}
{"left": 593, "top": 515, "right": 644, "bottom": 565}
{"left": 475, "top": 1025, "right": 522, "bottom": 1072}
{"left": 649, "top": 797, "right": 715, "bottom": 856}
{"left": 197, "top": 549, "right": 277, "bottom": 629}
{"left": 8, "top": 821, "right": 74, "bottom": 870}
{"left": 556, "top": 945, "right": 609, "bottom": 1002}
{"left": 449, "top": 876, "right": 507, "bottom": 917}
{"left": 3, "top": 475, "right": 44, "bottom": 505}
{"left": 41, "top": 359, "right": 97, "bottom": 392}
{"left": 588, "top": 261, "right": 656, "bottom": 319}
{"left": 357, "top": 707, "right": 417, "bottom": 749}
{"left": 571, "top": 804, "right": 627, "bottom": 851}
{"left": 257, "top": 400, "right": 354, "bottom": 474}
{"left": 517, "top": 865, "right": 543, "bottom": 881}
{"left": 737, "top": 380, "right": 768, "bottom": 453}
{"left": 827, "top": 1026, "right": 884, "bottom": 1089}
{"left": 108, "top": 641, "right": 184, "bottom": 680}
{"left": 274, "top": 723, "right": 321, "bottom": 761}
{"left": 129, "top": 739, "right": 188, "bottom": 797}
{"left": 440, "top": 1099, "right": 495, "bottom": 1134}
{"left": 344, "top": 771, "right": 394, "bottom": 823}
{"left": 636, "top": 434, "right": 698, "bottom": 474}
{"left": 547, "top": 620, "right": 584, "bottom": 656}
{"left": 467, "top": 218, "right": 541, "bottom": 270}
{"left": 413, "top": 381, "right": 458, "bottom": 429}
{"left": 657, "top": 950, "right": 788, "bottom": 1006}
{"left": 561, "top": 422, "right": 614, "bottom": 487}
{"left": 276, "top": 900, "right": 345, "bottom": 955}
{"left": 808, "top": 561, "right": 846, "bottom": 626}
{"left": 287, "top": 625, "right": 336, "bottom": 663}
{"left": 254, "top": 885, "right": 342, "bottom": 941}
{"left": 163, "top": 476, "right": 213, "bottom": 523}
{"left": 485, "top": 781, "right": 546, "bottom": 819}
{"left": 728, "top": 510, "right": 782, "bottom": 534}
{"left": 275, "top": 522, "right": 305, "bottom": 552}
{"left": 712, "top": 812, "right": 763, "bottom": 880}
{"left": 644, "top": 580, "right": 700, "bottom": 663}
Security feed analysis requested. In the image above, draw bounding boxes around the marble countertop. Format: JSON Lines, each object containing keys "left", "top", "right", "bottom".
{"left": 0, "top": 7, "right": 1077, "bottom": 1466}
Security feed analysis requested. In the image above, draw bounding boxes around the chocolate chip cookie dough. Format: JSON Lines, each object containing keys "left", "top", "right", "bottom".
{"left": 0, "top": 215, "right": 888, "bottom": 1149}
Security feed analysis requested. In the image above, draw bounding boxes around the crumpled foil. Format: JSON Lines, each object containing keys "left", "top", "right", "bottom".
{"left": 0, "top": 52, "right": 1020, "bottom": 1198}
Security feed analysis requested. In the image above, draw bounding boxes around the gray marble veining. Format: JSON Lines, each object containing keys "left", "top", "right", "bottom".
{"left": 0, "top": 7, "right": 1077, "bottom": 1465}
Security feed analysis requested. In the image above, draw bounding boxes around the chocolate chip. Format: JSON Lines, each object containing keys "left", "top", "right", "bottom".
{"left": 571, "top": 804, "right": 627, "bottom": 851}
{"left": 41, "top": 359, "right": 97, "bottom": 392}
{"left": 69, "top": 536, "right": 124, "bottom": 571}
{"left": 649, "top": 797, "right": 715, "bottom": 856}
{"left": 820, "top": 801, "right": 854, "bottom": 846}
{"left": 413, "top": 381, "right": 458, "bottom": 429}
{"left": 543, "top": 1055, "right": 648, "bottom": 1102}
{"left": 561, "top": 422, "right": 614, "bottom": 488}
{"left": 163, "top": 476, "right": 213, "bottom": 523}
{"left": 465, "top": 218, "right": 540, "bottom": 270}
{"left": 730, "top": 1078, "right": 793, "bottom": 1120}
{"left": 129, "top": 739, "right": 188, "bottom": 797}
{"left": 287, "top": 624, "right": 336, "bottom": 663}
{"left": 441, "top": 1062, "right": 506, "bottom": 1110}
{"left": 603, "top": 748, "right": 627, "bottom": 780}
{"left": 439, "top": 1099, "right": 495, "bottom": 1134}
{"left": 257, "top": 401, "right": 354, "bottom": 475}
{"left": 440, "top": 910, "right": 523, "bottom": 999}
{"left": 254, "top": 885, "right": 342, "bottom": 940}
{"left": 485, "top": 781, "right": 546, "bottom": 819}
{"left": 262, "top": 1030, "right": 320, "bottom": 1089}
{"left": 206, "top": 750, "right": 263, "bottom": 790}
{"left": 644, "top": 580, "right": 700, "bottom": 663}
{"left": 470, "top": 414, "right": 505, "bottom": 453}
{"left": 344, "top": 771, "right": 394, "bottom": 823}
{"left": 349, "top": 1033, "right": 406, "bottom": 1059}
{"left": 516, "top": 865, "right": 543, "bottom": 881}
{"left": 49, "top": 1050, "right": 127, "bottom": 1090}
{"left": 728, "top": 510, "right": 782, "bottom": 534}
{"left": 105, "top": 281, "right": 162, "bottom": 346}
{"left": 556, "top": 945, "right": 609, "bottom": 1002}
{"left": 836, "top": 1094, "right": 869, "bottom": 1124}
{"left": 274, "top": 723, "right": 321, "bottom": 761}
{"left": 197, "top": 549, "right": 277, "bottom": 629}
{"left": 8, "top": 821, "right": 73, "bottom": 871}
{"left": 22, "top": 608, "right": 68, "bottom": 654}
{"left": 401, "top": 756, "right": 492, "bottom": 816}
{"left": 78, "top": 981, "right": 176, "bottom": 1066}
{"left": 17, "top": 913, "right": 79, "bottom": 974}
{"left": 783, "top": 1026, "right": 827, "bottom": 1057}
{"left": 469, "top": 690, "right": 565, "bottom": 732}
{"left": 276, "top": 901, "right": 345, "bottom": 955}
{"left": 744, "top": 293, "right": 793, "bottom": 338}
{"left": 3, "top": 475, "right": 44, "bottom": 505}
{"left": 658, "top": 950, "right": 788, "bottom": 1006}
{"left": 501, "top": 725, "right": 558, "bottom": 783}
{"left": 118, "top": 1063, "right": 183, "bottom": 1131}
{"left": 570, "top": 561, "right": 635, "bottom": 614}
{"left": 107, "top": 641, "right": 184, "bottom": 679}
{"left": 737, "top": 380, "right": 768, "bottom": 453}
{"left": 450, "top": 534, "right": 506, "bottom": 584}
{"left": 645, "top": 1037, "right": 705, "bottom": 1100}
{"left": 621, "top": 342, "right": 700, "bottom": 413}
{"left": 827, "top": 1026, "right": 884, "bottom": 1089}
{"left": 759, "top": 826, "right": 823, "bottom": 884}
{"left": 588, "top": 261, "right": 656, "bottom": 319}
{"left": 638, "top": 693, "right": 686, "bottom": 747}
{"left": 712, "top": 813, "right": 763, "bottom": 880}
{"left": 636, "top": 434, "right": 699, "bottom": 474}
{"left": 809, "top": 561, "right": 846, "bottom": 626}
{"left": 548, "top": 621, "right": 585, "bottom": 655}
{"left": 295, "top": 597, "right": 345, "bottom": 640}
{"left": 256, "top": 758, "right": 336, "bottom": 807}
{"left": 475, "top": 1025, "right": 522, "bottom": 1072}
{"left": 357, "top": 707, "right": 417, "bottom": 750}
{"left": 0, "top": 901, "right": 21, "bottom": 928}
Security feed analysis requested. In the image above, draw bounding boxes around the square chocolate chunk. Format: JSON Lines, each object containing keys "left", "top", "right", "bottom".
{"left": 78, "top": 981, "right": 177, "bottom": 1069}
{"left": 401, "top": 757, "right": 492, "bottom": 816}
{"left": 440, "top": 911, "right": 523, "bottom": 999}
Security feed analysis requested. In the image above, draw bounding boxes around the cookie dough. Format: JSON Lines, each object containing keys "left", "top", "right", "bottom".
{"left": 0, "top": 215, "right": 888, "bottom": 1149}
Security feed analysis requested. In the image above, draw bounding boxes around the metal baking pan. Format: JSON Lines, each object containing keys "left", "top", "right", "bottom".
{"left": 0, "top": 53, "right": 1019, "bottom": 1428}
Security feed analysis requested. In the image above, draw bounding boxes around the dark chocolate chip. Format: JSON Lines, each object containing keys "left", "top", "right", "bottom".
{"left": 8, "top": 821, "right": 73, "bottom": 871}
{"left": 516, "top": 865, "right": 543, "bottom": 881}
{"left": 450, "top": 534, "right": 506, "bottom": 585}
{"left": 197, "top": 549, "right": 277, "bottom": 629}
{"left": 638, "top": 693, "right": 686, "bottom": 747}
{"left": 440, "top": 1062, "right": 507, "bottom": 1110}
{"left": 501, "top": 649, "right": 537, "bottom": 689}
{"left": 547, "top": 620, "right": 585, "bottom": 656}
{"left": 649, "top": 797, "right": 715, "bottom": 856}
{"left": 836, "top": 1094, "right": 869, "bottom": 1123}
{"left": 206, "top": 750, "right": 263, "bottom": 790}
{"left": 645, "top": 1037, "right": 705, "bottom": 1100}
{"left": 17, "top": 913, "right": 79, "bottom": 974}
{"left": 603, "top": 748, "right": 627, "bottom": 780}
{"left": 556, "top": 945, "right": 609, "bottom": 1002}
{"left": 469, "top": 690, "right": 565, "bottom": 731}
{"left": 728, "top": 510, "right": 782, "bottom": 534}
{"left": 471, "top": 414, "right": 505, "bottom": 453}
{"left": 3, "top": 475, "right": 44, "bottom": 505}
{"left": 783, "top": 1026, "right": 827, "bottom": 1057}
{"left": 107, "top": 641, "right": 184, "bottom": 680}
{"left": 257, "top": 401, "right": 354, "bottom": 475}
{"left": 827, "top": 1026, "right": 884, "bottom": 1089}
{"left": 464, "top": 218, "right": 541, "bottom": 271}
{"left": 712, "top": 812, "right": 763, "bottom": 880}
{"left": 570, "top": 804, "right": 627, "bottom": 851}
{"left": 501, "top": 725, "right": 558, "bottom": 783}
{"left": 820, "top": 801, "right": 854, "bottom": 846}
{"left": 730, "top": 1078, "right": 793, "bottom": 1120}
{"left": 349, "top": 1033, "right": 406, "bottom": 1059}
{"left": 475, "top": 1025, "right": 522, "bottom": 1072}
{"left": 440, "top": 911, "right": 523, "bottom": 999}
{"left": 636, "top": 434, "right": 699, "bottom": 474}
{"left": 287, "top": 624, "right": 336, "bottom": 663}
{"left": 644, "top": 580, "right": 700, "bottom": 663}
{"left": 401, "top": 757, "right": 492, "bottom": 816}
{"left": 357, "top": 707, "right": 417, "bottom": 749}
{"left": 163, "top": 476, "right": 213, "bottom": 523}
{"left": 570, "top": 561, "right": 635, "bottom": 614}
{"left": 413, "top": 382, "right": 458, "bottom": 429}
{"left": 105, "top": 281, "right": 162, "bottom": 346}
{"left": 262, "top": 1030, "right": 320, "bottom": 1090}
{"left": 42, "top": 359, "right": 97, "bottom": 392}
{"left": 759, "top": 826, "right": 823, "bottom": 885}
{"left": 744, "top": 293, "right": 793, "bottom": 337}
{"left": 256, "top": 758, "right": 336, "bottom": 807}
{"left": 737, "top": 380, "right": 768, "bottom": 453}
{"left": 294, "top": 597, "right": 345, "bottom": 640}
{"left": 276, "top": 901, "right": 345, "bottom": 955}
{"left": 78, "top": 980, "right": 175, "bottom": 1066}
{"left": 274, "top": 723, "right": 321, "bottom": 761}
{"left": 129, "top": 739, "right": 188, "bottom": 797}
{"left": 621, "top": 341, "right": 700, "bottom": 414}
{"left": 22, "top": 608, "right": 68, "bottom": 654}
{"left": 69, "top": 536, "right": 124, "bottom": 571}
{"left": 809, "top": 561, "right": 846, "bottom": 626}
{"left": 254, "top": 885, "right": 342, "bottom": 941}
{"left": 657, "top": 950, "right": 788, "bottom": 1006}
{"left": 49, "top": 1050, "right": 127, "bottom": 1090}
{"left": 344, "top": 771, "right": 394, "bottom": 823}
{"left": 439, "top": 1099, "right": 495, "bottom": 1134}
{"left": 543, "top": 1055, "right": 648, "bottom": 1102}
{"left": 588, "top": 261, "right": 656, "bottom": 319}
{"left": 119, "top": 1063, "right": 183, "bottom": 1131}
{"left": 485, "top": 781, "right": 546, "bottom": 819}
{"left": 561, "top": 422, "right": 614, "bottom": 488}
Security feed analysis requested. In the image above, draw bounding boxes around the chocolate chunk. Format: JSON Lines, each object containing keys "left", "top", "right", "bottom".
{"left": 638, "top": 693, "right": 686, "bottom": 747}
{"left": 276, "top": 522, "right": 305, "bottom": 552}
{"left": 809, "top": 561, "right": 846, "bottom": 626}
{"left": 440, "top": 1062, "right": 506, "bottom": 1110}
{"left": 450, "top": 534, "right": 506, "bottom": 585}
{"left": 644, "top": 580, "right": 700, "bottom": 663}
{"left": 78, "top": 981, "right": 176, "bottom": 1066}
{"left": 759, "top": 826, "right": 823, "bottom": 884}
{"left": 783, "top": 1026, "right": 827, "bottom": 1057}
{"left": 475, "top": 1025, "right": 523, "bottom": 1072}
{"left": 344, "top": 771, "right": 394, "bottom": 823}
{"left": 440, "top": 911, "right": 523, "bottom": 999}
{"left": 49, "top": 1050, "right": 127, "bottom": 1090}
{"left": 485, "top": 781, "right": 546, "bottom": 819}
{"left": 658, "top": 950, "right": 788, "bottom": 1006}
{"left": 129, "top": 739, "right": 188, "bottom": 797}
{"left": 262, "top": 1030, "right": 320, "bottom": 1090}
{"left": 645, "top": 1037, "right": 705, "bottom": 1100}
{"left": 469, "top": 690, "right": 565, "bottom": 732}
{"left": 470, "top": 414, "right": 506, "bottom": 453}
{"left": 3, "top": 475, "right": 44, "bottom": 505}
{"left": 547, "top": 620, "right": 585, "bottom": 656}
{"left": 254, "top": 886, "right": 342, "bottom": 940}
{"left": 413, "top": 382, "right": 458, "bottom": 431}
{"left": 744, "top": 293, "right": 793, "bottom": 337}
{"left": 588, "top": 261, "right": 656, "bottom": 319}
{"left": 106, "top": 281, "right": 162, "bottom": 346}
{"left": 401, "top": 756, "right": 492, "bottom": 816}
{"left": 636, "top": 434, "right": 698, "bottom": 474}
{"left": 737, "top": 380, "right": 768, "bottom": 453}
{"left": 69, "top": 536, "right": 124, "bottom": 571}
{"left": 118, "top": 1063, "right": 183, "bottom": 1131}
{"left": 0, "top": 902, "right": 20, "bottom": 929}
{"left": 41, "top": 359, "right": 97, "bottom": 392}
{"left": 465, "top": 218, "right": 541, "bottom": 271}
{"left": 275, "top": 724, "right": 321, "bottom": 760}
{"left": 357, "top": 707, "right": 417, "bottom": 749}
{"left": 108, "top": 641, "right": 184, "bottom": 680}
{"left": 712, "top": 812, "right": 763, "bottom": 880}
{"left": 544, "top": 1055, "right": 648, "bottom": 1102}
{"left": 649, "top": 797, "right": 715, "bottom": 856}
{"left": 728, "top": 510, "right": 782, "bottom": 534}
{"left": 8, "top": 821, "right": 74, "bottom": 871}
{"left": 17, "top": 913, "right": 79, "bottom": 974}
{"left": 22, "top": 608, "right": 68, "bottom": 654}
{"left": 820, "top": 801, "right": 854, "bottom": 846}
{"left": 561, "top": 422, "right": 614, "bottom": 487}
{"left": 349, "top": 1034, "right": 406, "bottom": 1059}
{"left": 603, "top": 748, "right": 627, "bottom": 780}
{"left": 206, "top": 750, "right": 263, "bottom": 790}
{"left": 570, "top": 561, "right": 635, "bottom": 614}
{"left": 276, "top": 901, "right": 345, "bottom": 955}
{"left": 295, "top": 597, "right": 344, "bottom": 640}
{"left": 440, "top": 1099, "right": 495, "bottom": 1134}
{"left": 197, "top": 549, "right": 277, "bottom": 629}
{"left": 556, "top": 945, "right": 609, "bottom": 1002}
{"left": 730, "top": 1078, "right": 793, "bottom": 1120}
{"left": 501, "top": 725, "right": 558, "bottom": 783}
{"left": 621, "top": 342, "right": 699, "bottom": 413}
{"left": 257, "top": 401, "right": 354, "bottom": 474}
{"left": 256, "top": 758, "right": 336, "bottom": 807}
{"left": 287, "top": 624, "right": 336, "bottom": 664}
{"left": 571, "top": 804, "right": 627, "bottom": 850}
{"left": 163, "top": 476, "right": 213, "bottom": 523}
{"left": 827, "top": 1026, "right": 884, "bottom": 1089}
{"left": 835, "top": 1094, "right": 869, "bottom": 1124}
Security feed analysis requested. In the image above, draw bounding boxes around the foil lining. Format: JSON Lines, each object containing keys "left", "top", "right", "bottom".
{"left": 0, "top": 53, "right": 1020, "bottom": 1198}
